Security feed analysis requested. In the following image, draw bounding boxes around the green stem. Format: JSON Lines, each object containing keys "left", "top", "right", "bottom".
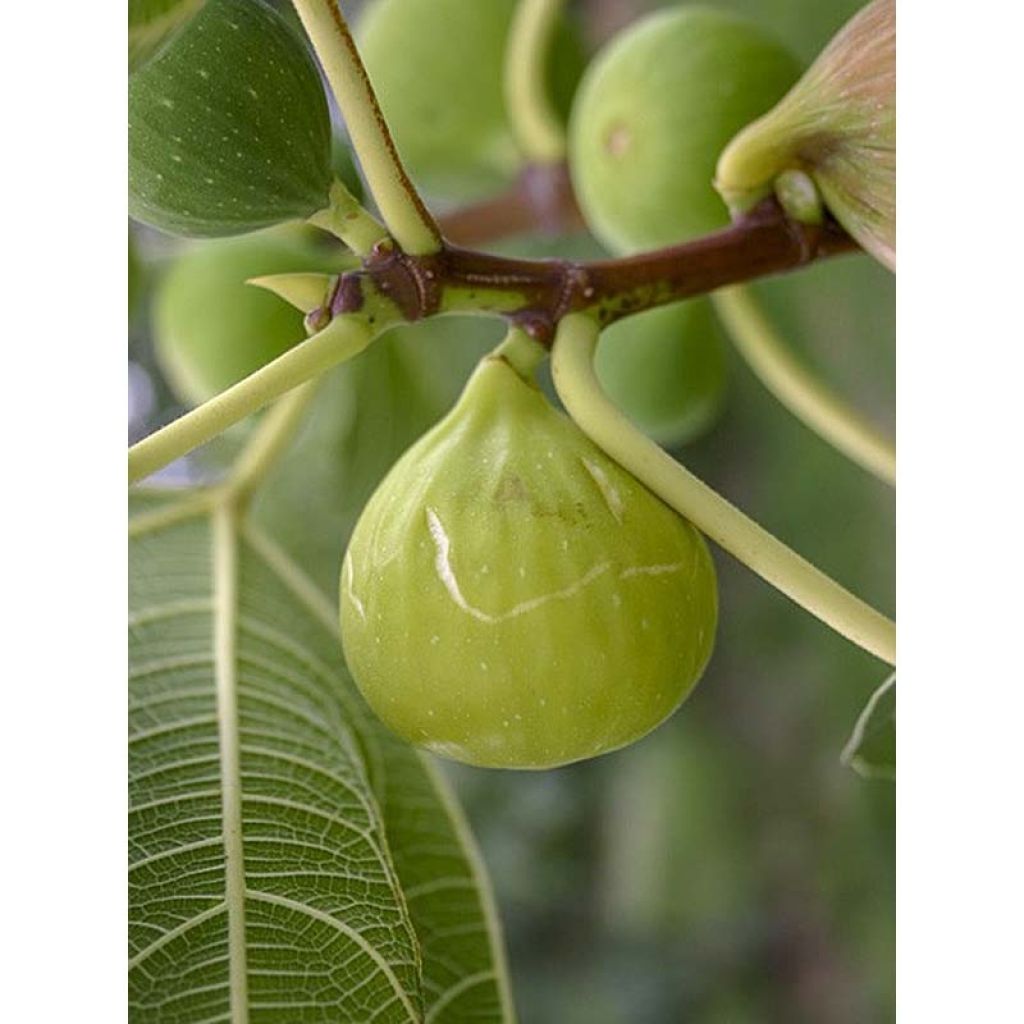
{"left": 307, "top": 178, "right": 389, "bottom": 256}
{"left": 290, "top": 0, "right": 442, "bottom": 256}
{"left": 713, "top": 286, "right": 896, "bottom": 487}
{"left": 551, "top": 312, "right": 896, "bottom": 666}
{"left": 492, "top": 326, "right": 547, "bottom": 382}
{"left": 223, "top": 381, "right": 321, "bottom": 507}
{"left": 504, "top": 0, "right": 567, "bottom": 163}
{"left": 128, "top": 315, "right": 375, "bottom": 485}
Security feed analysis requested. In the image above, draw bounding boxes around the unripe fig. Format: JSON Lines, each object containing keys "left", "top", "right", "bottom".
{"left": 358, "top": 0, "right": 584, "bottom": 202}
{"left": 154, "top": 229, "right": 337, "bottom": 404}
{"left": 340, "top": 352, "right": 718, "bottom": 769}
{"left": 596, "top": 299, "right": 728, "bottom": 447}
{"left": 715, "top": 0, "right": 895, "bottom": 269}
{"left": 129, "top": 0, "right": 332, "bottom": 237}
{"left": 568, "top": 7, "right": 800, "bottom": 253}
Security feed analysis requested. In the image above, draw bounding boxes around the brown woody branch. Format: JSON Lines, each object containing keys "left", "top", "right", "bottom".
{"left": 324, "top": 197, "right": 857, "bottom": 346}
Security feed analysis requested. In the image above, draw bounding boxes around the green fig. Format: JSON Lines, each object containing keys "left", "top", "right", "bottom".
{"left": 715, "top": 0, "right": 895, "bottom": 269}
{"left": 596, "top": 299, "right": 728, "bottom": 447}
{"left": 153, "top": 229, "right": 339, "bottom": 404}
{"left": 340, "top": 352, "right": 718, "bottom": 769}
{"left": 568, "top": 7, "right": 801, "bottom": 253}
{"left": 129, "top": 0, "right": 332, "bottom": 237}
{"left": 358, "top": 0, "right": 584, "bottom": 202}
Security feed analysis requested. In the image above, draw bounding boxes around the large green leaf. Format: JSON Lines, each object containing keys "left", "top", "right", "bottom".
{"left": 129, "top": 487, "right": 514, "bottom": 1022}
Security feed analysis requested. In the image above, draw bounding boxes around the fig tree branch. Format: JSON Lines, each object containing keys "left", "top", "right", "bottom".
{"left": 321, "top": 197, "right": 857, "bottom": 345}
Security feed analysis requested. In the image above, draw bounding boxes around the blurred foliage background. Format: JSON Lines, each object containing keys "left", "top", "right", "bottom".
{"left": 128, "top": 0, "right": 894, "bottom": 1020}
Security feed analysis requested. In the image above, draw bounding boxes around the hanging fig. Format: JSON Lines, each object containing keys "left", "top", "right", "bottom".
{"left": 128, "top": 0, "right": 333, "bottom": 237}
{"left": 340, "top": 348, "right": 718, "bottom": 770}
{"left": 568, "top": 7, "right": 800, "bottom": 253}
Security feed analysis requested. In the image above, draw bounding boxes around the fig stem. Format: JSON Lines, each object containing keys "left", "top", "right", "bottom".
{"left": 290, "top": 0, "right": 442, "bottom": 256}
{"left": 713, "top": 286, "right": 896, "bottom": 487}
{"left": 551, "top": 312, "right": 896, "bottom": 665}
{"left": 505, "top": 0, "right": 568, "bottom": 164}
{"left": 223, "top": 382, "right": 321, "bottom": 507}
{"left": 492, "top": 327, "right": 547, "bottom": 383}
{"left": 128, "top": 313, "right": 381, "bottom": 485}
{"left": 308, "top": 178, "right": 390, "bottom": 257}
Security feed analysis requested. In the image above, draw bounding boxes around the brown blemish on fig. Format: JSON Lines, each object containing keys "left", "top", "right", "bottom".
{"left": 606, "top": 122, "right": 632, "bottom": 158}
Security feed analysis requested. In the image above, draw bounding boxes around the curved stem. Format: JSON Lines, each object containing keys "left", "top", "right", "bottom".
{"left": 714, "top": 286, "right": 896, "bottom": 486}
{"left": 492, "top": 325, "right": 547, "bottom": 382}
{"left": 504, "top": 0, "right": 567, "bottom": 164}
{"left": 223, "top": 381, "right": 320, "bottom": 507}
{"left": 128, "top": 315, "right": 376, "bottom": 485}
{"left": 290, "top": 0, "right": 442, "bottom": 256}
{"left": 551, "top": 312, "right": 896, "bottom": 665}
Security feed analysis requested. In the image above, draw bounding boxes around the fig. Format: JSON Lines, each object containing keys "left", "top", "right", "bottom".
{"left": 358, "top": 0, "right": 584, "bottom": 202}
{"left": 715, "top": 0, "right": 895, "bottom": 269}
{"left": 340, "top": 350, "right": 718, "bottom": 769}
{"left": 129, "top": 0, "right": 332, "bottom": 237}
{"left": 596, "top": 299, "right": 728, "bottom": 447}
{"left": 154, "top": 228, "right": 338, "bottom": 404}
{"left": 568, "top": 7, "right": 800, "bottom": 253}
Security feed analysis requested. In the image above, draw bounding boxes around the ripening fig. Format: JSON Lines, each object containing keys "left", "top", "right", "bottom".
{"left": 358, "top": 0, "right": 584, "bottom": 201}
{"left": 129, "top": 0, "right": 332, "bottom": 237}
{"left": 596, "top": 300, "right": 728, "bottom": 447}
{"left": 568, "top": 7, "right": 801, "bottom": 253}
{"left": 340, "top": 351, "right": 718, "bottom": 770}
{"left": 715, "top": 0, "right": 895, "bottom": 269}
{"left": 154, "top": 229, "right": 339, "bottom": 404}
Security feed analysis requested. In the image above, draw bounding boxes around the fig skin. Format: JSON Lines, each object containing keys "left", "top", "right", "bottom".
{"left": 358, "top": 0, "right": 584, "bottom": 202}
{"left": 154, "top": 229, "right": 338, "bottom": 405}
{"left": 340, "top": 354, "right": 718, "bottom": 770}
{"left": 128, "top": 0, "right": 332, "bottom": 237}
{"left": 568, "top": 7, "right": 800, "bottom": 253}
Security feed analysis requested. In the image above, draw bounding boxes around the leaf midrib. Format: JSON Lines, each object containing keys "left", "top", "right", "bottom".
{"left": 212, "top": 504, "right": 251, "bottom": 1023}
